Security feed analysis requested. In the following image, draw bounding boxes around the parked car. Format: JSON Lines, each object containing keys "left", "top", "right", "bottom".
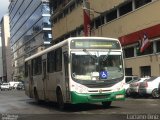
{"left": 16, "top": 83, "right": 25, "bottom": 90}
{"left": 0, "top": 83, "right": 11, "bottom": 91}
{"left": 124, "top": 76, "right": 139, "bottom": 96}
{"left": 129, "top": 77, "right": 150, "bottom": 96}
{"left": 9, "top": 81, "right": 21, "bottom": 89}
{"left": 139, "top": 76, "right": 160, "bottom": 98}
{"left": 125, "top": 76, "right": 139, "bottom": 83}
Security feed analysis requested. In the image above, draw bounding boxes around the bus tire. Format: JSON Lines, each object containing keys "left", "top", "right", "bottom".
{"left": 56, "top": 89, "right": 65, "bottom": 110}
{"left": 102, "top": 101, "right": 112, "bottom": 108}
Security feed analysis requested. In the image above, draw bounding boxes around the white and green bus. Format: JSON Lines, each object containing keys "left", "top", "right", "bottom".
{"left": 24, "top": 37, "right": 125, "bottom": 109}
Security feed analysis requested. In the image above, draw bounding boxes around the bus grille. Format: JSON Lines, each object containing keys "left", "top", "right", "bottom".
{"left": 90, "top": 94, "right": 109, "bottom": 99}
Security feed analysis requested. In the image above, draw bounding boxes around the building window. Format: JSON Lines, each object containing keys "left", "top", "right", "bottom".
{"left": 71, "top": 31, "right": 77, "bottom": 37}
{"left": 156, "top": 40, "right": 160, "bottom": 53}
{"left": 124, "top": 47, "right": 134, "bottom": 58}
{"left": 58, "top": 13, "right": 63, "bottom": 20}
{"left": 125, "top": 68, "right": 132, "bottom": 76}
{"left": 57, "top": 0, "right": 62, "bottom": 6}
{"left": 135, "top": 0, "right": 152, "bottom": 9}
{"left": 64, "top": 9, "right": 68, "bottom": 17}
{"left": 43, "top": 17, "right": 51, "bottom": 28}
{"left": 106, "top": 9, "right": 117, "bottom": 22}
{"left": 53, "top": 1, "right": 57, "bottom": 11}
{"left": 77, "top": 27, "right": 83, "bottom": 36}
{"left": 42, "top": 3, "right": 50, "bottom": 14}
{"left": 53, "top": 18, "right": 57, "bottom": 24}
{"left": 137, "top": 42, "right": 153, "bottom": 56}
{"left": 140, "top": 66, "right": 151, "bottom": 77}
{"left": 43, "top": 32, "right": 52, "bottom": 40}
{"left": 70, "top": 3, "right": 75, "bottom": 12}
{"left": 76, "top": 0, "right": 83, "bottom": 5}
{"left": 119, "top": 1, "right": 132, "bottom": 16}
{"left": 95, "top": 16, "right": 104, "bottom": 29}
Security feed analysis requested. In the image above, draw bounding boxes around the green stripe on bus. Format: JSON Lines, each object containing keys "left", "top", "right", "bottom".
{"left": 71, "top": 89, "right": 125, "bottom": 104}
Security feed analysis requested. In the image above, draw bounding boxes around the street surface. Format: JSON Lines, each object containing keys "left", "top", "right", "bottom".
{"left": 0, "top": 90, "right": 160, "bottom": 120}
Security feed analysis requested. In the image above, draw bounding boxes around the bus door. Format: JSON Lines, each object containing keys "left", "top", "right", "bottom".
{"left": 63, "top": 52, "right": 70, "bottom": 101}
{"left": 42, "top": 60, "right": 48, "bottom": 100}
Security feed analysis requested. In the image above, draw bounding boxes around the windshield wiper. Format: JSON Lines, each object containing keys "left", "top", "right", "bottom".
{"left": 83, "top": 49, "right": 97, "bottom": 60}
{"left": 102, "top": 49, "right": 111, "bottom": 61}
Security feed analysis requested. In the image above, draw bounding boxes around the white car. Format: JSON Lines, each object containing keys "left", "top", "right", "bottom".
{"left": 125, "top": 76, "right": 139, "bottom": 83}
{"left": 124, "top": 76, "right": 139, "bottom": 96}
{"left": 0, "top": 83, "right": 11, "bottom": 91}
{"left": 139, "top": 76, "right": 160, "bottom": 98}
{"left": 9, "top": 81, "right": 21, "bottom": 89}
{"left": 129, "top": 77, "right": 150, "bottom": 96}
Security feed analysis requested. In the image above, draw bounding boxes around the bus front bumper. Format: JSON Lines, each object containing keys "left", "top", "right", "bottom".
{"left": 71, "top": 89, "right": 125, "bottom": 104}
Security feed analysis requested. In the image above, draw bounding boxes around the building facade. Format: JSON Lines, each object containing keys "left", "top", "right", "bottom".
{"left": 0, "top": 25, "right": 4, "bottom": 82}
{"left": 0, "top": 15, "right": 12, "bottom": 82}
{"left": 8, "top": 0, "right": 52, "bottom": 80}
{"left": 50, "top": 0, "right": 160, "bottom": 77}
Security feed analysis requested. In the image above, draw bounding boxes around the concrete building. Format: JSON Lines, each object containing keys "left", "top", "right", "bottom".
{"left": 8, "top": 0, "right": 52, "bottom": 80}
{"left": 0, "top": 15, "right": 12, "bottom": 82}
{"left": 50, "top": 0, "right": 160, "bottom": 77}
{"left": 0, "top": 25, "right": 4, "bottom": 82}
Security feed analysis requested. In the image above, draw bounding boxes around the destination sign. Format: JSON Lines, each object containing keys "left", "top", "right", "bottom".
{"left": 70, "top": 39, "right": 120, "bottom": 49}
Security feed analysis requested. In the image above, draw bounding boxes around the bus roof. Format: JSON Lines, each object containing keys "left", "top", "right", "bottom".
{"left": 69, "top": 37, "right": 119, "bottom": 41}
{"left": 25, "top": 37, "right": 120, "bottom": 62}
{"left": 25, "top": 39, "right": 68, "bottom": 62}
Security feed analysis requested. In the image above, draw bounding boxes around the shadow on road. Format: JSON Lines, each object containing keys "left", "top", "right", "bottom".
{"left": 26, "top": 99, "right": 121, "bottom": 112}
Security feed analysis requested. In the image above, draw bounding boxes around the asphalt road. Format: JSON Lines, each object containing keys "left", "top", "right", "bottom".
{"left": 0, "top": 90, "right": 160, "bottom": 120}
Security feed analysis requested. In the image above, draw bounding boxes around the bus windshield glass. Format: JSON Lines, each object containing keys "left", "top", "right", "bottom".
{"left": 71, "top": 50, "right": 124, "bottom": 82}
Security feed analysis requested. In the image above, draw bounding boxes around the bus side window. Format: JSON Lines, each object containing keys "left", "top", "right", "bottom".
{"left": 55, "top": 48, "right": 62, "bottom": 72}
{"left": 32, "top": 56, "right": 42, "bottom": 75}
{"left": 47, "top": 50, "right": 55, "bottom": 73}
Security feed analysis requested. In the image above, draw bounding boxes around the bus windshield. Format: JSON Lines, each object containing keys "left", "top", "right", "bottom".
{"left": 71, "top": 50, "right": 124, "bottom": 82}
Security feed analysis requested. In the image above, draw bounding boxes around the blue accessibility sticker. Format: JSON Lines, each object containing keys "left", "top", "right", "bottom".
{"left": 99, "top": 71, "right": 108, "bottom": 79}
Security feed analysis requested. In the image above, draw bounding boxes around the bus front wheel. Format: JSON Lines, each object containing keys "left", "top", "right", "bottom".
{"left": 102, "top": 101, "right": 112, "bottom": 108}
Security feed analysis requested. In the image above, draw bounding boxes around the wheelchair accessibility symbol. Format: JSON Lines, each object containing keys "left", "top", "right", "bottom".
{"left": 99, "top": 71, "right": 108, "bottom": 79}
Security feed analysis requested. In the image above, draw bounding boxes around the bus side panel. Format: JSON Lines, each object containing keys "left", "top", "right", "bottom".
{"left": 33, "top": 75, "right": 45, "bottom": 100}
{"left": 45, "top": 72, "right": 64, "bottom": 102}
{"left": 25, "top": 76, "right": 31, "bottom": 98}
{"left": 25, "top": 62, "right": 34, "bottom": 98}
{"left": 47, "top": 73, "right": 57, "bottom": 101}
